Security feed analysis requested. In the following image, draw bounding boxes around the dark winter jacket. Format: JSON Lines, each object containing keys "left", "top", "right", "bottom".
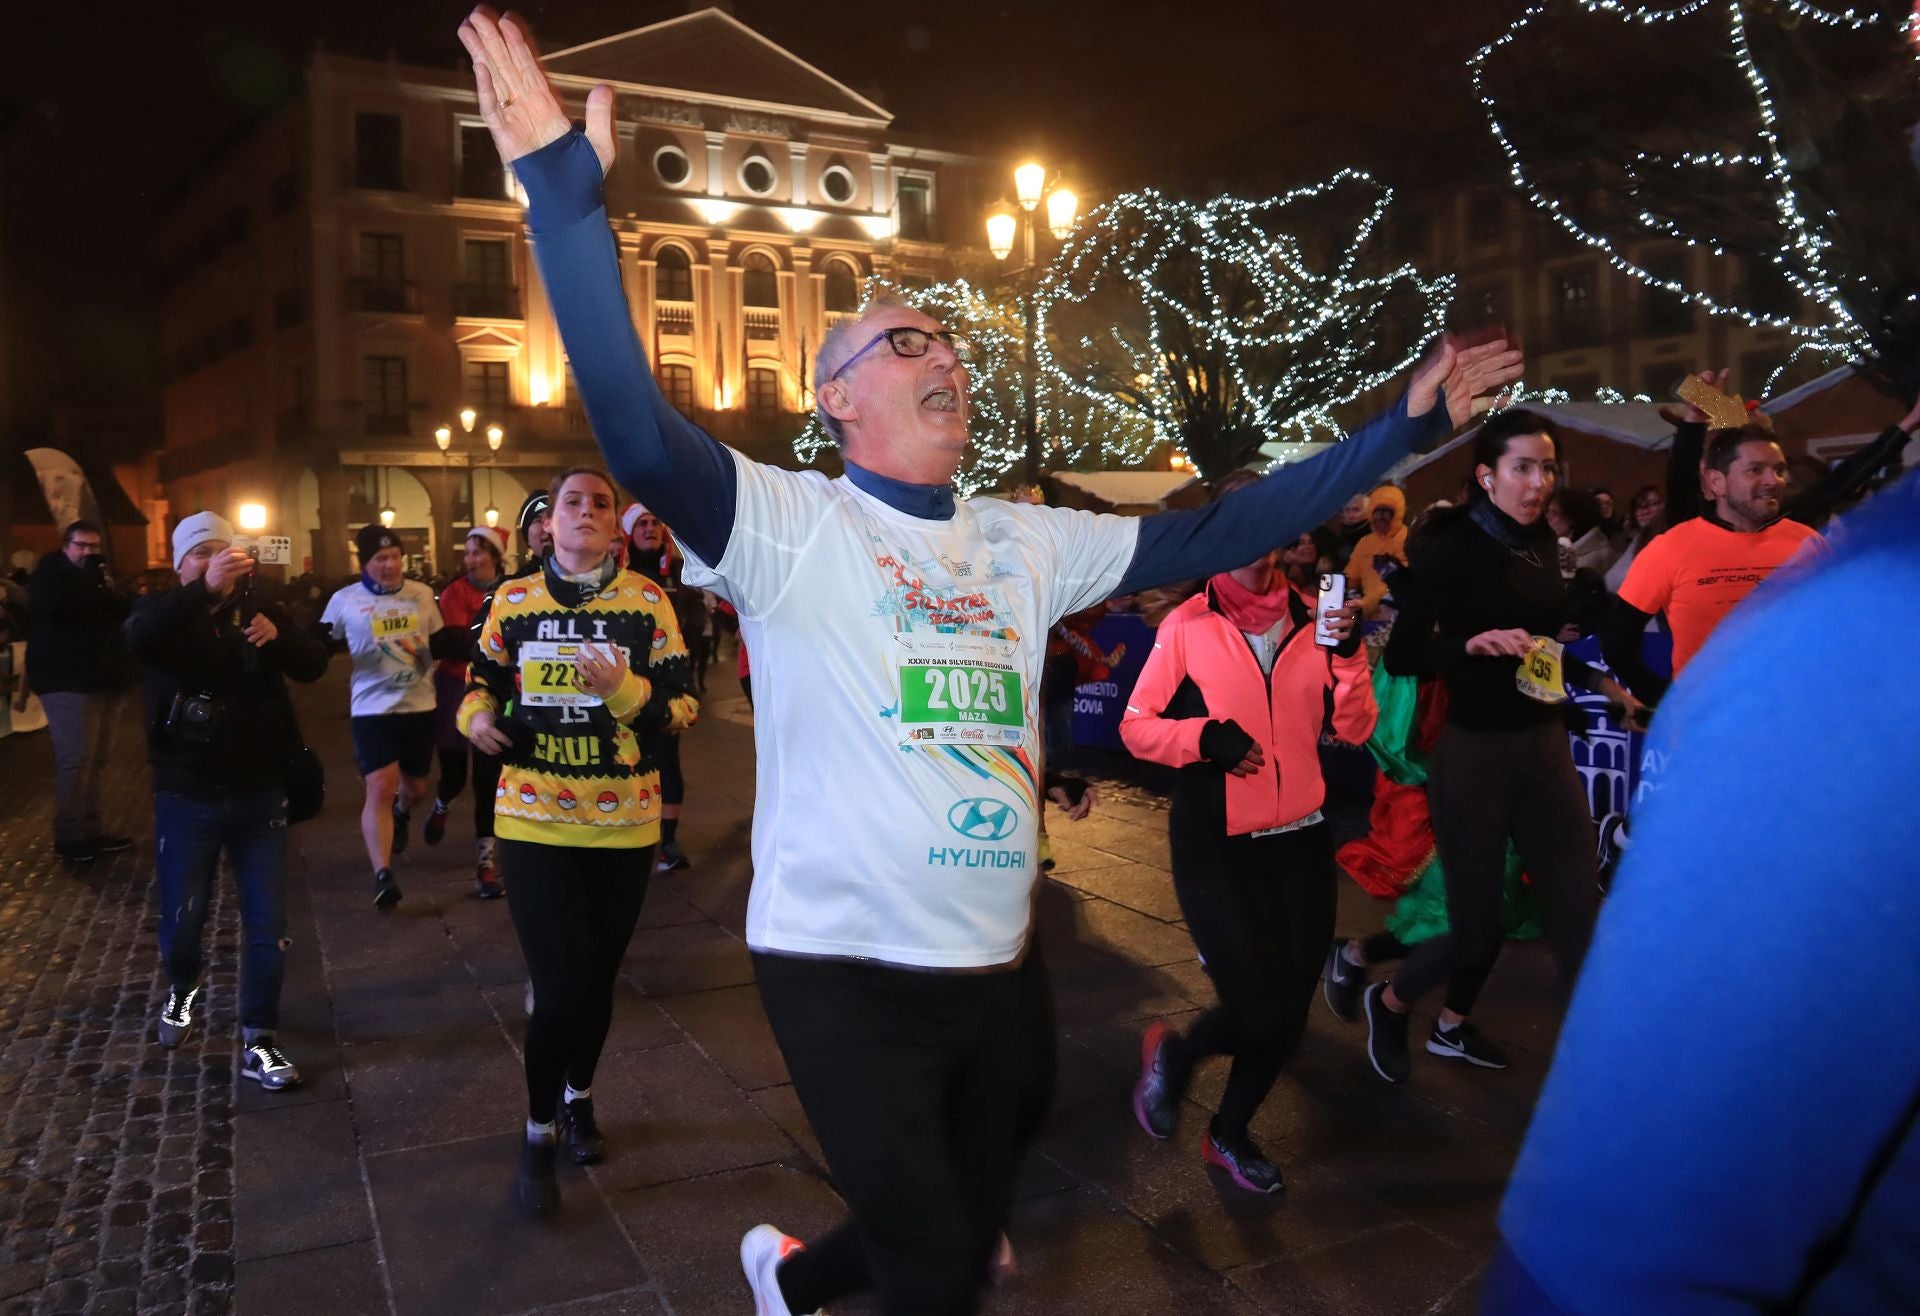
{"left": 124, "top": 580, "right": 330, "bottom": 797}
{"left": 26, "top": 552, "right": 130, "bottom": 693}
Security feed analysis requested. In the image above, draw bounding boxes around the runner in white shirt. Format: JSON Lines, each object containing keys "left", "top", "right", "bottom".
{"left": 320, "top": 524, "right": 444, "bottom": 909}
{"left": 460, "top": 11, "right": 1523, "bottom": 1309}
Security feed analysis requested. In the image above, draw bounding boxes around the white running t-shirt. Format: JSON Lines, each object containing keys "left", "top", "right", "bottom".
{"left": 683, "top": 453, "right": 1139, "bottom": 969}
{"left": 320, "top": 579, "right": 444, "bottom": 717}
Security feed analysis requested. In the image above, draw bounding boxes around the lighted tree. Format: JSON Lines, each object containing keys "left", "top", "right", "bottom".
{"left": 792, "top": 278, "right": 1156, "bottom": 496}
{"left": 1035, "top": 173, "right": 1453, "bottom": 479}
{"left": 1473, "top": 0, "right": 1920, "bottom": 400}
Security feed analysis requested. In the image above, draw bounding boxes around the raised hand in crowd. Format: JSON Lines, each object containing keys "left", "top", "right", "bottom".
{"left": 458, "top": 6, "right": 615, "bottom": 174}
{"left": 243, "top": 613, "right": 279, "bottom": 649}
{"left": 1680, "top": 367, "right": 1731, "bottom": 424}
{"left": 1465, "top": 627, "right": 1534, "bottom": 659}
{"left": 1406, "top": 333, "right": 1527, "bottom": 428}
{"left": 204, "top": 548, "right": 254, "bottom": 598}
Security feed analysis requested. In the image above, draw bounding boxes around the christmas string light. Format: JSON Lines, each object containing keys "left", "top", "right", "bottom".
{"left": 1471, "top": 0, "right": 1918, "bottom": 379}
{"left": 1034, "top": 172, "right": 1453, "bottom": 475}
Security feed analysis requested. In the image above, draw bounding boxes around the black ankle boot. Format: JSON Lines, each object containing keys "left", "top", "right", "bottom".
{"left": 560, "top": 1097, "right": 605, "bottom": 1165}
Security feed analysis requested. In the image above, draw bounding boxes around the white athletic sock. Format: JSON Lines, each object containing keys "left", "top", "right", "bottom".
{"left": 526, "top": 1119, "right": 557, "bottom": 1143}
{"left": 564, "top": 1085, "right": 590, "bottom": 1104}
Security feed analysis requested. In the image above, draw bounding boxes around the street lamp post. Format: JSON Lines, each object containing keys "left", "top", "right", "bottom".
{"left": 433, "top": 410, "right": 508, "bottom": 570}
{"left": 986, "top": 161, "right": 1078, "bottom": 487}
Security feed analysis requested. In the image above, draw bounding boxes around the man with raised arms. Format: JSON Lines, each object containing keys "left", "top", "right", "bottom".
{"left": 458, "top": 10, "right": 1522, "bottom": 1310}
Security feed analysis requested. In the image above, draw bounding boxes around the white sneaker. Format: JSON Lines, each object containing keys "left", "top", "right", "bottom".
{"left": 741, "top": 1223, "right": 816, "bottom": 1315}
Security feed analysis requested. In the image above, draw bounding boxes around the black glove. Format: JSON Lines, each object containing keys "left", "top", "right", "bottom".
{"left": 1045, "top": 773, "right": 1089, "bottom": 808}
{"left": 1198, "top": 719, "right": 1256, "bottom": 770}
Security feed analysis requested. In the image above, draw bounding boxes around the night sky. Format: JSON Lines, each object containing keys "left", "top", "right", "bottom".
{"left": 3, "top": 1, "right": 1527, "bottom": 423}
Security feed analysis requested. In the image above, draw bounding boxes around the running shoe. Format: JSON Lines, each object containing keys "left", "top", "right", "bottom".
{"left": 1322, "top": 940, "right": 1366, "bottom": 1023}
{"left": 741, "top": 1224, "right": 813, "bottom": 1316}
{"left": 1596, "top": 812, "right": 1629, "bottom": 894}
{"left": 1202, "top": 1129, "right": 1284, "bottom": 1195}
{"left": 390, "top": 804, "right": 411, "bottom": 856}
{"left": 514, "top": 1133, "right": 560, "bottom": 1217}
{"left": 373, "top": 867, "right": 403, "bottom": 911}
{"left": 1362, "top": 982, "right": 1411, "bottom": 1084}
{"left": 1427, "top": 1019, "right": 1510, "bottom": 1070}
{"left": 55, "top": 841, "right": 97, "bottom": 865}
{"left": 91, "top": 833, "right": 135, "bottom": 854}
{"left": 560, "top": 1096, "right": 605, "bottom": 1165}
{"left": 656, "top": 840, "right": 691, "bottom": 872}
{"left": 156, "top": 984, "right": 199, "bottom": 1048}
{"left": 1131, "top": 1020, "right": 1180, "bottom": 1140}
{"left": 478, "top": 837, "right": 506, "bottom": 899}
{"left": 241, "top": 1038, "right": 302, "bottom": 1090}
{"left": 424, "top": 800, "right": 449, "bottom": 847}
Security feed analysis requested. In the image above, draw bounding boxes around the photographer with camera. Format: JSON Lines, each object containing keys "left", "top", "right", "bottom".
{"left": 124, "top": 512, "right": 330, "bottom": 1088}
{"left": 28, "top": 519, "right": 134, "bottom": 863}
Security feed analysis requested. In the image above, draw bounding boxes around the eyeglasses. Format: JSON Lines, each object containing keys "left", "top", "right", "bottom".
{"left": 829, "top": 327, "right": 974, "bottom": 381}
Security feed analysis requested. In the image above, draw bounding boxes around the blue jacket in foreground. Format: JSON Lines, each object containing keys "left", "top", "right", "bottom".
{"left": 1486, "top": 469, "right": 1920, "bottom": 1315}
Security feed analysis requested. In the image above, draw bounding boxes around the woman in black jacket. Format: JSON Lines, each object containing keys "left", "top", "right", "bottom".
{"left": 124, "top": 513, "right": 330, "bottom": 1090}
{"left": 1358, "top": 411, "right": 1644, "bottom": 1086}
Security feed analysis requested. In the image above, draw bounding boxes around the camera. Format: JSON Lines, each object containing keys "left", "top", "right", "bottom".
{"left": 231, "top": 534, "right": 293, "bottom": 566}
{"left": 166, "top": 691, "right": 221, "bottom": 747}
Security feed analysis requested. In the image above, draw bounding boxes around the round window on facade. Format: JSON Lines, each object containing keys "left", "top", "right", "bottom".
{"left": 820, "top": 163, "right": 856, "bottom": 206}
{"left": 654, "top": 145, "right": 691, "bottom": 187}
{"left": 739, "top": 155, "right": 776, "bottom": 196}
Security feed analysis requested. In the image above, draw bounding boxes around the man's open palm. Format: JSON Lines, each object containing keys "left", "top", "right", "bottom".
{"left": 457, "top": 6, "right": 615, "bottom": 175}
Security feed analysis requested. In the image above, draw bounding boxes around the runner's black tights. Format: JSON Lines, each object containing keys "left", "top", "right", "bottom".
{"left": 499, "top": 840, "right": 649, "bottom": 1122}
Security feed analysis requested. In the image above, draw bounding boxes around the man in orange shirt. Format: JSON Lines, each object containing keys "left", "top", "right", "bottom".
{"left": 1602, "top": 424, "right": 1824, "bottom": 701}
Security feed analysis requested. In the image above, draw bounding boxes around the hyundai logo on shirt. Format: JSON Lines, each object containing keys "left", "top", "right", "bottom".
{"left": 947, "top": 797, "right": 1020, "bottom": 842}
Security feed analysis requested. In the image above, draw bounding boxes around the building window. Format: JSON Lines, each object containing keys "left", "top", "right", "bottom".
{"left": 896, "top": 175, "right": 932, "bottom": 241}
{"left": 743, "top": 252, "right": 778, "bottom": 308}
{"left": 739, "top": 155, "right": 776, "bottom": 196}
{"left": 466, "top": 359, "right": 511, "bottom": 420}
{"left": 223, "top": 205, "right": 252, "bottom": 248}
{"left": 459, "top": 239, "right": 515, "bottom": 317}
{"left": 654, "top": 145, "right": 691, "bottom": 187}
{"left": 656, "top": 245, "right": 693, "bottom": 302}
{"left": 746, "top": 366, "right": 780, "bottom": 414}
{"left": 357, "top": 232, "right": 408, "bottom": 312}
{"left": 660, "top": 364, "right": 695, "bottom": 412}
{"left": 820, "top": 162, "right": 856, "bottom": 205}
{"left": 458, "top": 124, "right": 508, "bottom": 199}
{"left": 1552, "top": 266, "right": 1599, "bottom": 350}
{"left": 1739, "top": 349, "right": 1783, "bottom": 394}
{"left": 1468, "top": 193, "right": 1504, "bottom": 245}
{"left": 363, "top": 356, "right": 410, "bottom": 435}
{"left": 1456, "top": 281, "right": 1508, "bottom": 330}
{"left": 823, "top": 260, "right": 860, "bottom": 313}
{"left": 354, "top": 112, "right": 405, "bottom": 191}
{"left": 274, "top": 288, "right": 305, "bottom": 330}
{"left": 1639, "top": 249, "right": 1694, "bottom": 337}
{"left": 269, "top": 171, "right": 299, "bottom": 214}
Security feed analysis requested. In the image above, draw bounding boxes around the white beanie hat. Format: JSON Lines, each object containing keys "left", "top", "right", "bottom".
{"left": 172, "top": 512, "right": 235, "bottom": 570}
{"left": 465, "top": 525, "right": 508, "bottom": 559}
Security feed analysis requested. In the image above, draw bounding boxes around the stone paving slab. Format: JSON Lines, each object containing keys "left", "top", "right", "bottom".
{"left": 0, "top": 659, "right": 1574, "bottom": 1314}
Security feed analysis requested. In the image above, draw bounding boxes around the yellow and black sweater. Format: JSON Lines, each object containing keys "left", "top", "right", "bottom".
{"left": 458, "top": 560, "right": 698, "bottom": 849}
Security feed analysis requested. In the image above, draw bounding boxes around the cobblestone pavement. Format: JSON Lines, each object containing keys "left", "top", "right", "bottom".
{"left": 0, "top": 664, "right": 1572, "bottom": 1314}
{"left": 0, "top": 708, "right": 235, "bottom": 1316}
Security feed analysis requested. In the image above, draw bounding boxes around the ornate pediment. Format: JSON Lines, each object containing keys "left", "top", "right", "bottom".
{"left": 544, "top": 8, "right": 890, "bottom": 125}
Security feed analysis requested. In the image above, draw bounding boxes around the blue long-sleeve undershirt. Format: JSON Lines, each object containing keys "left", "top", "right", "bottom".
{"left": 515, "top": 130, "right": 1450, "bottom": 589}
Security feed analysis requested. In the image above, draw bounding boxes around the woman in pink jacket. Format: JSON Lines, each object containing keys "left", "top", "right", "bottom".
{"left": 1122, "top": 540, "right": 1373, "bottom": 1194}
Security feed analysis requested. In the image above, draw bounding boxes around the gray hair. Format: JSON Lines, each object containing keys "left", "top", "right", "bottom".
{"left": 813, "top": 292, "right": 914, "bottom": 448}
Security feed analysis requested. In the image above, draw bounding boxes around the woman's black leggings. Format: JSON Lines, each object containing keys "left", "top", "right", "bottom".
{"left": 1162, "top": 818, "right": 1336, "bottom": 1141}
{"left": 643, "top": 732, "right": 683, "bottom": 807}
{"left": 499, "top": 839, "right": 651, "bottom": 1122}
{"left": 1388, "top": 720, "right": 1598, "bottom": 1013}
{"left": 435, "top": 748, "right": 501, "bottom": 839}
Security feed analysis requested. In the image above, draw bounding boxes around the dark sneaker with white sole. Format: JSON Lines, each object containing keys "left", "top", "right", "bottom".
{"left": 560, "top": 1097, "right": 605, "bottom": 1164}
{"left": 1363, "top": 982, "right": 1411, "bottom": 1084}
{"left": 1427, "top": 1019, "right": 1510, "bottom": 1069}
{"left": 424, "top": 801, "right": 449, "bottom": 847}
{"left": 373, "top": 867, "right": 403, "bottom": 910}
{"left": 1322, "top": 940, "right": 1366, "bottom": 1022}
{"left": 1203, "top": 1129, "right": 1284, "bottom": 1195}
{"left": 241, "top": 1038, "right": 302, "bottom": 1090}
{"left": 91, "top": 833, "right": 135, "bottom": 854}
{"left": 156, "top": 985, "right": 200, "bottom": 1048}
